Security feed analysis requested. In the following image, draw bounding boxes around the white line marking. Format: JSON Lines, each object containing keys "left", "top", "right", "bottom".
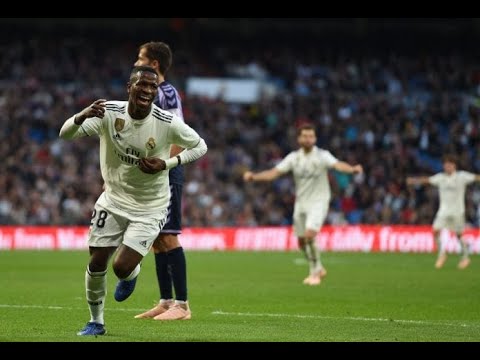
{"left": 1, "top": 304, "right": 477, "bottom": 329}
{"left": 212, "top": 310, "right": 477, "bottom": 328}
{"left": 0, "top": 304, "right": 144, "bottom": 312}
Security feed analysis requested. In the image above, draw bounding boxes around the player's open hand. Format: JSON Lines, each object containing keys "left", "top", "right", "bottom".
{"left": 138, "top": 157, "right": 166, "bottom": 174}
{"left": 75, "top": 99, "right": 107, "bottom": 125}
{"left": 243, "top": 171, "right": 254, "bottom": 182}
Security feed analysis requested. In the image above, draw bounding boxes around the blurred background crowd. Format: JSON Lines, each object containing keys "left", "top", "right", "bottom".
{"left": 1, "top": 18, "right": 480, "bottom": 227}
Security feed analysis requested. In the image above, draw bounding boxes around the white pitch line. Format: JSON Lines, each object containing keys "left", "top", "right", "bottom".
{"left": 212, "top": 310, "right": 477, "bottom": 329}
{"left": 1, "top": 304, "right": 477, "bottom": 329}
{"left": 0, "top": 304, "right": 144, "bottom": 312}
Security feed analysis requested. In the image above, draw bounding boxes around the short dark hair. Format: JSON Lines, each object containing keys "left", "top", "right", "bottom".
{"left": 130, "top": 66, "right": 158, "bottom": 80}
{"left": 442, "top": 154, "right": 458, "bottom": 165}
{"left": 139, "top": 41, "right": 173, "bottom": 76}
{"left": 297, "top": 124, "right": 316, "bottom": 136}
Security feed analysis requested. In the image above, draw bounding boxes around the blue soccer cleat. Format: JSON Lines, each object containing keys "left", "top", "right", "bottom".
{"left": 114, "top": 276, "right": 138, "bottom": 302}
{"left": 77, "top": 322, "right": 106, "bottom": 336}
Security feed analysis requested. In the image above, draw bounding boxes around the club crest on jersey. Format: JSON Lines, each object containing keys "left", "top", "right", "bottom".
{"left": 146, "top": 137, "right": 156, "bottom": 150}
{"left": 115, "top": 118, "right": 125, "bottom": 132}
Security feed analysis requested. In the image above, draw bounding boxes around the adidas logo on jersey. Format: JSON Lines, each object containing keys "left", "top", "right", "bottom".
{"left": 139, "top": 240, "right": 148, "bottom": 248}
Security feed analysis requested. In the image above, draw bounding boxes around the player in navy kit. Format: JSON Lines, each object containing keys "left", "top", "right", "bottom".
{"left": 133, "top": 42, "right": 191, "bottom": 320}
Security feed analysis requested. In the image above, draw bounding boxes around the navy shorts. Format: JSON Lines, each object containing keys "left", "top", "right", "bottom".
{"left": 160, "top": 182, "right": 183, "bottom": 234}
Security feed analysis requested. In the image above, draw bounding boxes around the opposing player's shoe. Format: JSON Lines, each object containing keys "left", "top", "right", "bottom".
{"left": 458, "top": 257, "right": 471, "bottom": 270}
{"left": 134, "top": 299, "right": 174, "bottom": 319}
{"left": 153, "top": 302, "right": 191, "bottom": 321}
{"left": 435, "top": 254, "right": 447, "bottom": 269}
{"left": 77, "top": 322, "right": 106, "bottom": 336}
{"left": 114, "top": 277, "right": 138, "bottom": 302}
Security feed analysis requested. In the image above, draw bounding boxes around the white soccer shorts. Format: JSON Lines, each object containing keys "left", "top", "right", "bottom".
{"left": 88, "top": 193, "right": 168, "bottom": 256}
{"left": 293, "top": 201, "right": 329, "bottom": 237}
{"left": 432, "top": 214, "right": 465, "bottom": 234}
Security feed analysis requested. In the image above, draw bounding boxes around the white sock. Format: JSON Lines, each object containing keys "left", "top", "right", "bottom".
{"left": 85, "top": 267, "right": 107, "bottom": 325}
{"left": 122, "top": 263, "right": 140, "bottom": 281}
{"left": 306, "top": 241, "right": 323, "bottom": 275}
{"left": 458, "top": 236, "right": 470, "bottom": 260}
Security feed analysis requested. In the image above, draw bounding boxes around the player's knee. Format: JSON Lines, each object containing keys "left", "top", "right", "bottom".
{"left": 152, "top": 235, "right": 167, "bottom": 253}
{"left": 158, "top": 233, "right": 181, "bottom": 251}
{"left": 305, "top": 230, "right": 316, "bottom": 240}
{"left": 112, "top": 258, "right": 135, "bottom": 279}
{"left": 88, "top": 248, "right": 112, "bottom": 272}
{"left": 88, "top": 262, "right": 107, "bottom": 273}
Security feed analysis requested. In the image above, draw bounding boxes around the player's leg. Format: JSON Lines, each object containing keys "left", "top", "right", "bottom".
{"left": 154, "top": 236, "right": 174, "bottom": 304}
{"left": 77, "top": 247, "right": 116, "bottom": 336}
{"left": 302, "top": 203, "right": 328, "bottom": 285}
{"left": 153, "top": 186, "right": 178, "bottom": 306}
{"left": 303, "top": 229, "right": 324, "bottom": 286}
{"left": 455, "top": 218, "right": 471, "bottom": 269}
{"left": 154, "top": 183, "right": 191, "bottom": 320}
{"left": 134, "top": 237, "right": 174, "bottom": 318}
{"left": 457, "top": 235, "right": 471, "bottom": 269}
{"left": 78, "top": 197, "right": 124, "bottom": 336}
{"left": 433, "top": 229, "right": 447, "bottom": 268}
{"left": 114, "top": 213, "right": 165, "bottom": 302}
{"left": 153, "top": 234, "right": 191, "bottom": 320}
{"left": 433, "top": 216, "right": 447, "bottom": 269}
{"left": 293, "top": 209, "right": 310, "bottom": 283}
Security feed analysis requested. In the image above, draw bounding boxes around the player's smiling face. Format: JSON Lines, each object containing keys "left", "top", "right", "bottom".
{"left": 127, "top": 71, "right": 159, "bottom": 119}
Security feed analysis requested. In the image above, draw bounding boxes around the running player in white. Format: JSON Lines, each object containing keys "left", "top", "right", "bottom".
{"left": 243, "top": 124, "right": 363, "bottom": 285}
{"left": 59, "top": 66, "right": 207, "bottom": 335}
{"left": 406, "top": 154, "right": 480, "bottom": 270}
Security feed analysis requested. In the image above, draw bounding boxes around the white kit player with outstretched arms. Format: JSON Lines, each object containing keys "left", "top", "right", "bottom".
{"left": 243, "top": 124, "right": 363, "bottom": 285}
{"left": 59, "top": 66, "right": 207, "bottom": 336}
{"left": 407, "top": 154, "right": 480, "bottom": 270}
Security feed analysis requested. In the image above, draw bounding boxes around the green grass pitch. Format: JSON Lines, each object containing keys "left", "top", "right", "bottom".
{"left": 0, "top": 250, "right": 479, "bottom": 342}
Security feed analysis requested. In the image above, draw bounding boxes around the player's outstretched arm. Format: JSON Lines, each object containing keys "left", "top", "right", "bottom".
{"left": 474, "top": 175, "right": 480, "bottom": 182}
{"left": 333, "top": 161, "right": 363, "bottom": 174}
{"left": 59, "top": 99, "right": 106, "bottom": 139}
{"left": 406, "top": 176, "right": 430, "bottom": 186}
{"left": 243, "top": 168, "right": 282, "bottom": 183}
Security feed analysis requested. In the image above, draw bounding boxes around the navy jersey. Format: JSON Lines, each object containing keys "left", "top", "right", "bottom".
{"left": 155, "top": 81, "right": 184, "bottom": 185}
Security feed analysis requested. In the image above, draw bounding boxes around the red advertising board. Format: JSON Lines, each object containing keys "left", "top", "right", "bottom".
{"left": 1, "top": 225, "right": 480, "bottom": 253}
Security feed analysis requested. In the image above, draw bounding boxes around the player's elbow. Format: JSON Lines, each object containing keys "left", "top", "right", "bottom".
{"left": 198, "top": 138, "right": 208, "bottom": 156}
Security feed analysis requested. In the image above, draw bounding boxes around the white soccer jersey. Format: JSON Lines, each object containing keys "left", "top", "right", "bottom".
{"left": 428, "top": 171, "right": 475, "bottom": 216}
{"left": 60, "top": 101, "right": 205, "bottom": 214}
{"left": 275, "top": 146, "right": 338, "bottom": 206}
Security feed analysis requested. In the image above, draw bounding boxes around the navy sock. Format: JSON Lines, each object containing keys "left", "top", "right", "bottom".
{"left": 167, "top": 247, "right": 187, "bottom": 301}
{"left": 154, "top": 252, "right": 173, "bottom": 300}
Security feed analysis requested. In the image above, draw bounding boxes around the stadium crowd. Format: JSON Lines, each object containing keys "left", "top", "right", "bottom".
{"left": 1, "top": 37, "right": 480, "bottom": 227}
